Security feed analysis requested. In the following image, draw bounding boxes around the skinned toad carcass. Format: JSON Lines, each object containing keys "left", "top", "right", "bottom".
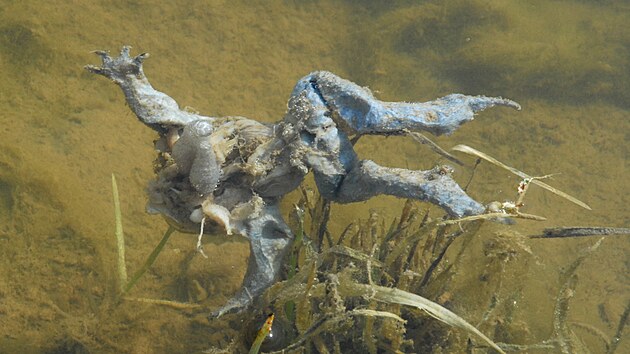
{"left": 86, "top": 47, "right": 520, "bottom": 316}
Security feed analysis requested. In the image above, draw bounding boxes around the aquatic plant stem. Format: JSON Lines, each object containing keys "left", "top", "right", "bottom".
{"left": 123, "top": 225, "right": 175, "bottom": 294}
{"left": 249, "top": 313, "right": 275, "bottom": 354}
{"left": 285, "top": 205, "right": 305, "bottom": 322}
{"left": 607, "top": 299, "right": 630, "bottom": 354}
{"left": 111, "top": 174, "right": 128, "bottom": 292}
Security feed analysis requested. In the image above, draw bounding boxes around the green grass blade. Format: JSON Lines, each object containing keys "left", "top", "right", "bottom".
{"left": 123, "top": 225, "right": 175, "bottom": 294}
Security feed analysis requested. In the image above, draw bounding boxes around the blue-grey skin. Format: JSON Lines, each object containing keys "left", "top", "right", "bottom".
{"left": 86, "top": 47, "right": 520, "bottom": 317}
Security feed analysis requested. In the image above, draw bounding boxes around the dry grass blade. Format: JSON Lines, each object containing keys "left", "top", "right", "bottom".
{"left": 339, "top": 279, "right": 506, "bottom": 354}
{"left": 452, "top": 145, "right": 591, "bottom": 210}
{"left": 272, "top": 309, "right": 406, "bottom": 353}
{"left": 351, "top": 309, "right": 406, "bottom": 323}
{"left": 122, "top": 297, "right": 201, "bottom": 309}
{"left": 406, "top": 130, "right": 464, "bottom": 166}
{"left": 111, "top": 174, "right": 128, "bottom": 292}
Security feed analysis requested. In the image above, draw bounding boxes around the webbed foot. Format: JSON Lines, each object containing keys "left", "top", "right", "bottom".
{"left": 85, "top": 46, "right": 207, "bottom": 130}
{"left": 85, "top": 46, "right": 148, "bottom": 84}
{"left": 209, "top": 289, "right": 254, "bottom": 318}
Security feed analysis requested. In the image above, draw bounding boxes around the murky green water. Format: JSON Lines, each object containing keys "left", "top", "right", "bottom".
{"left": 0, "top": 0, "right": 627, "bottom": 353}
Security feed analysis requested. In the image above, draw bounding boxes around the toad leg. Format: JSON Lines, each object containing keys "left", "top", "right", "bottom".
{"left": 334, "top": 161, "right": 485, "bottom": 217}
{"left": 86, "top": 46, "right": 212, "bottom": 132}
{"left": 287, "top": 71, "right": 520, "bottom": 217}
{"left": 292, "top": 71, "right": 520, "bottom": 136}
{"left": 210, "top": 200, "right": 293, "bottom": 317}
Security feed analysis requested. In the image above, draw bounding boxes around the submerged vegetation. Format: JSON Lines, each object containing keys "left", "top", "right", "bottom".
{"left": 110, "top": 144, "right": 628, "bottom": 353}
{"left": 258, "top": 190, "right": 505, "bottom": 353}
{"left": 243, "top": 188, "right": 625, "bottom": 353}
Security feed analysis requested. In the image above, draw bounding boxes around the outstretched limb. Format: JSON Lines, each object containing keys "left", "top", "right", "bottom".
{"left": 209, "top": 200, "right": 294, "bottom": 317}
{"left": 287, "top": 71, "right": 516, "bottom": 217}
{"left": 85, "top": 46, "right": 211, "bottom": 132}
{"left": 293, "top": 71, "right": 520, "bottom": 136}
{"left": 332, "top": 161, "right": 485, "bottom": 217}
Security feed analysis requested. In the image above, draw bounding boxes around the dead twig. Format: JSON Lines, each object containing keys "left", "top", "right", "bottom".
{"left": 532, "top": 227, "right": 630, "bottom": 239}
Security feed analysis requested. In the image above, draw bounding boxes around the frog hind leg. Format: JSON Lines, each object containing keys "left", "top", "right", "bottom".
{"left": 294, "top": 71, "right": 520, "bottom": 136}
{"left": 209, "top": 201, "right": 293, "bottom": 318}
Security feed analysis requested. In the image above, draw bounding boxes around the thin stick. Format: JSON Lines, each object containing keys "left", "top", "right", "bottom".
{"left": 452, "top": 144, "right": 591, "bottom": 210}
{"left": 406, "top": 130, "right": 464, "bottom": 166}
{"left": 439, "top": 212, "right": 546, "bottom": 225}
{"left": 111, "top": 174, "right": 128, "bottom": 292}
{"left": 463, "top": 158, "right": 481, "bottom": 191}
{"left": 531, "top": 227, "right": 630, "bottom": 239}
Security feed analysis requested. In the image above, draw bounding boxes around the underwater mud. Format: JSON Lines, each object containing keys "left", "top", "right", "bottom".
{"left": 0, "top": 0, "right": 627, "bottom": 353}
